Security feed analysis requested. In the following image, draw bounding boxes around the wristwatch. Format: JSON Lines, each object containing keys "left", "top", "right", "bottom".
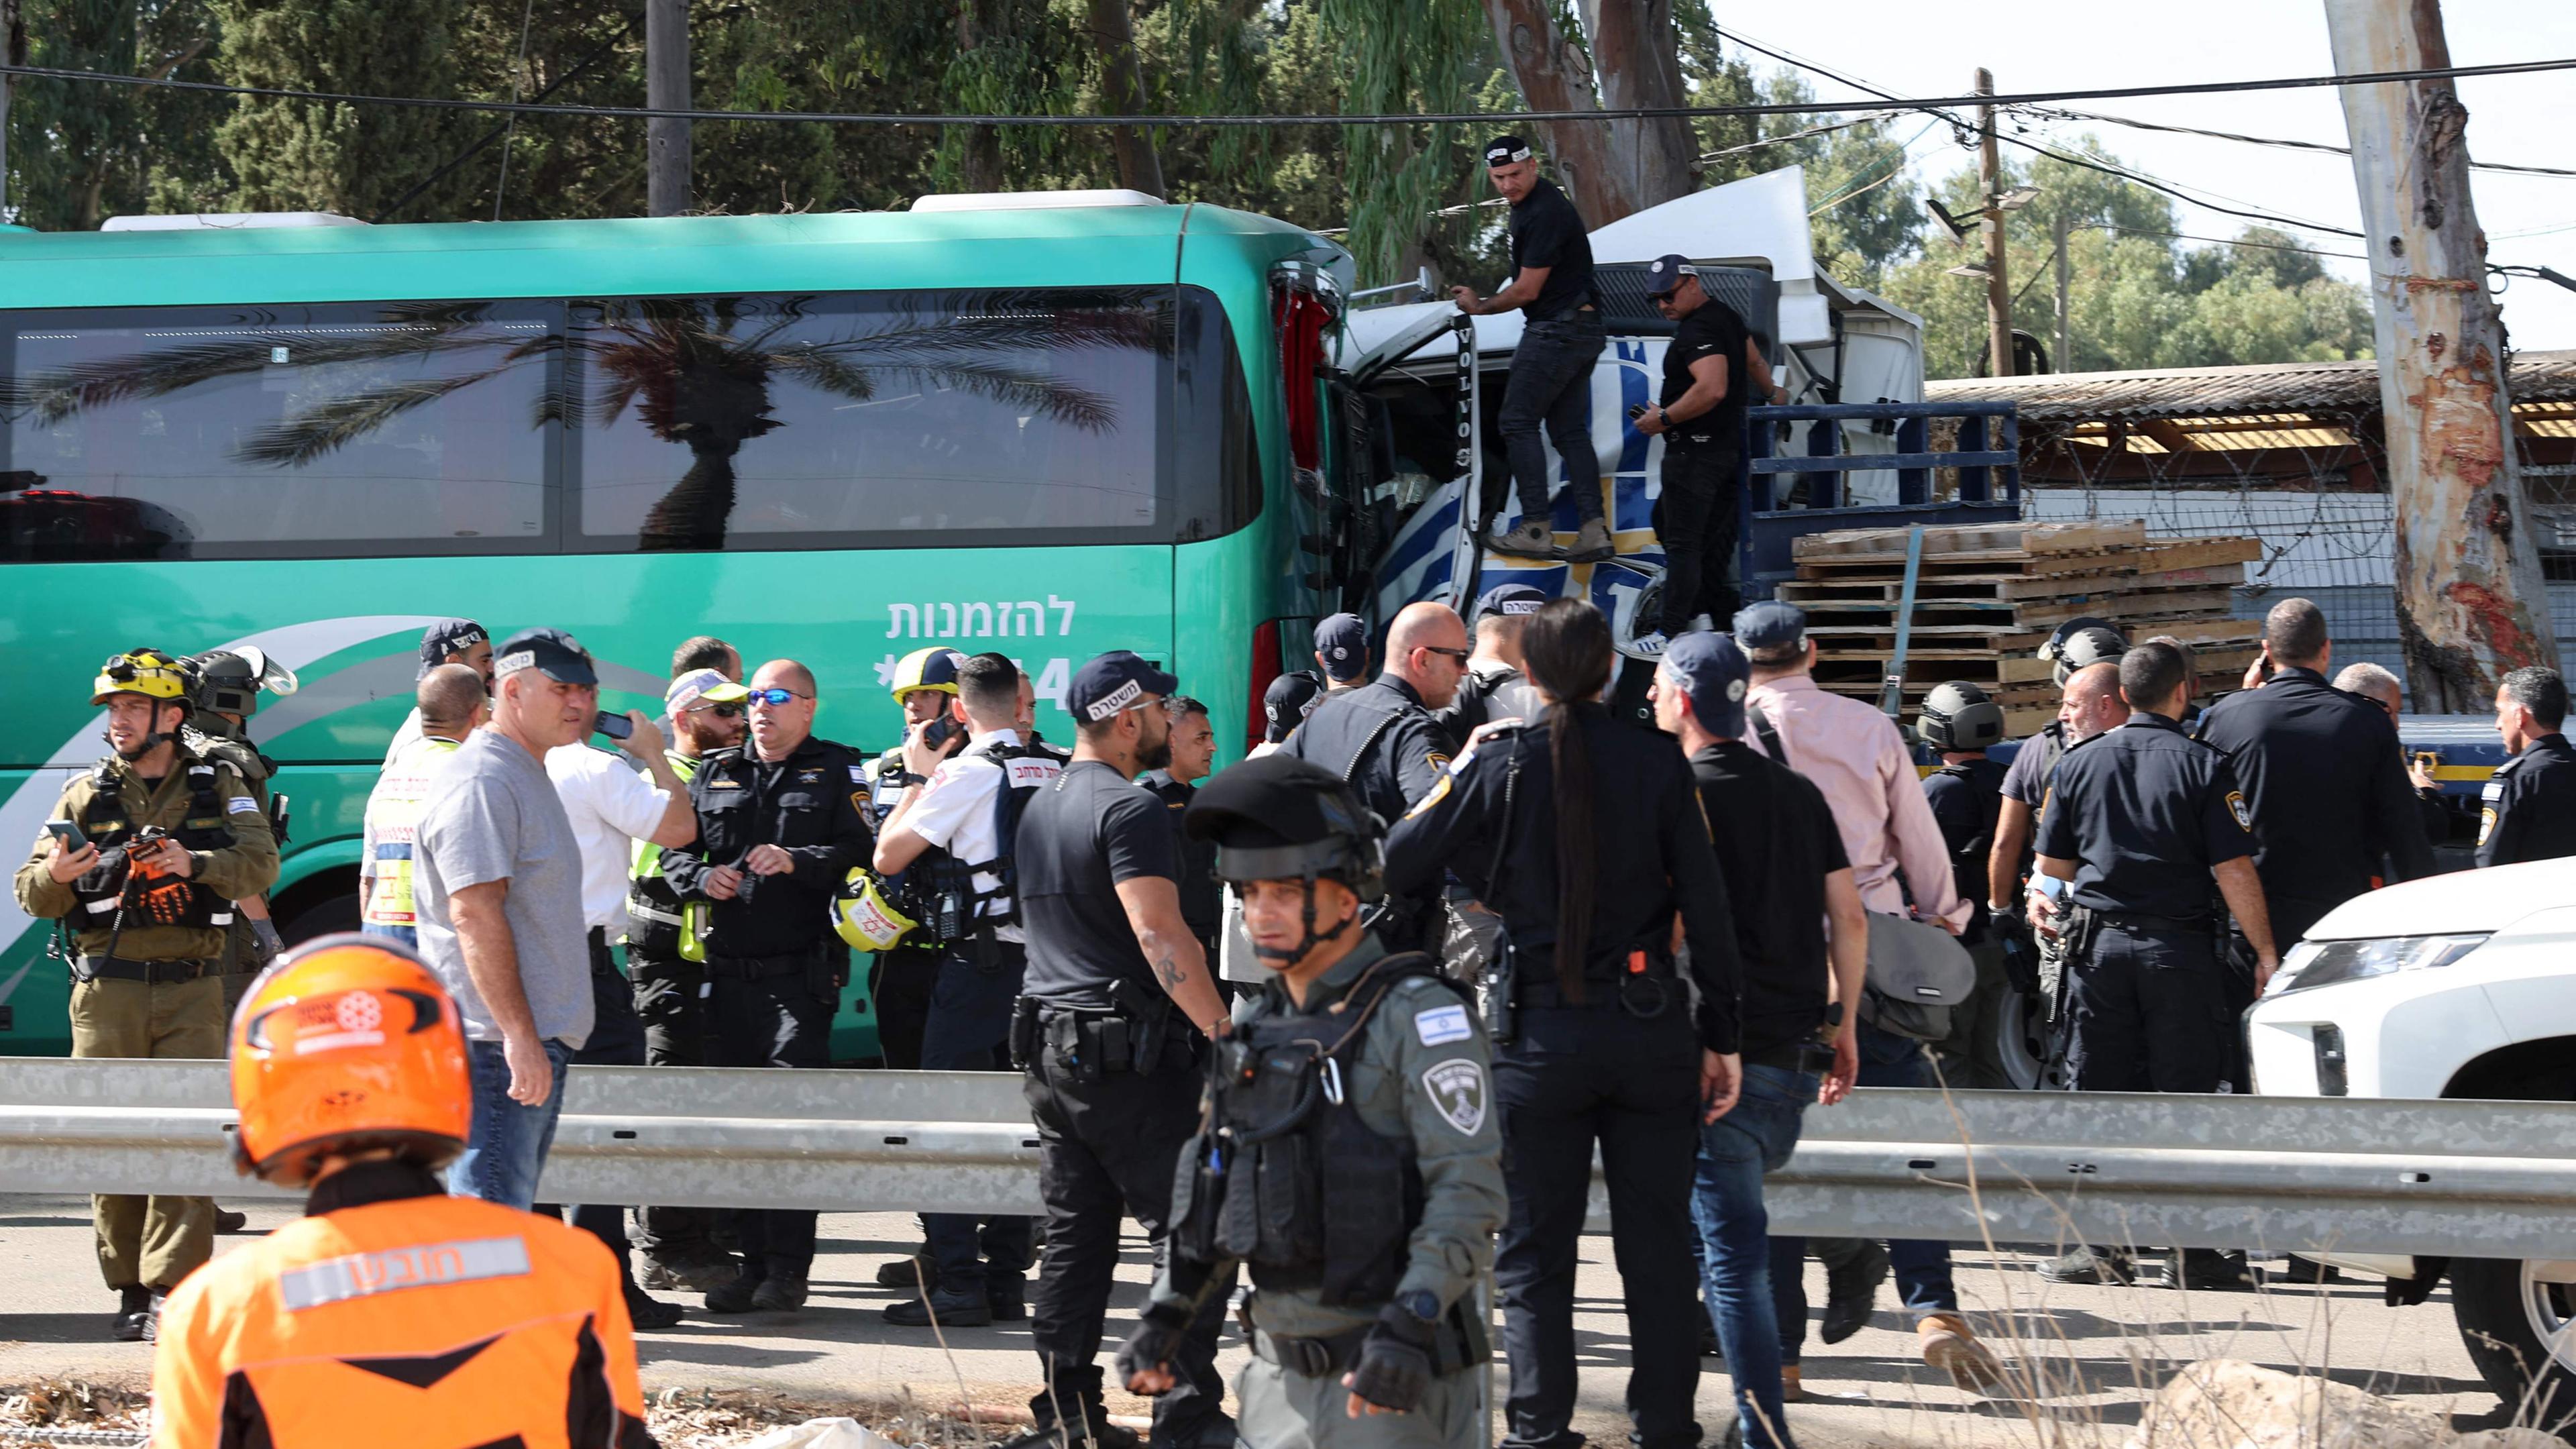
{"left": 1398, "top": 1289, "right": 1441, "bottom": 1325}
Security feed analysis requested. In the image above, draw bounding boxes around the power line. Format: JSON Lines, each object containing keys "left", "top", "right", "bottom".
{"left": 2021, "top": 105, "right": 2576, "bottom": 180}
{"left": 1, "top": 54, "right": 2573, "bottom": 130}
{"left": 1996, "top": 132, "right": 2367, "bottom": 238}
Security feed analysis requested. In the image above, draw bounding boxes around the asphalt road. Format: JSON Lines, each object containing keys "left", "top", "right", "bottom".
{"left": 0, "top": 1196, "right": 2527, "bottom": 1446}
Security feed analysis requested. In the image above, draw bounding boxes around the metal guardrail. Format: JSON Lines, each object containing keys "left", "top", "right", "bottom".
{"left": 8, "top": 1061, "right": 2576, "bottom": 1260}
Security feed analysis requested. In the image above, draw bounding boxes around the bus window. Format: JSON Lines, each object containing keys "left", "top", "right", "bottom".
{"left": 570, "top": 287, "right": 1213, "bottom": 553}
{"left": 0, "top": 301, "right": 561, "bottom": 561}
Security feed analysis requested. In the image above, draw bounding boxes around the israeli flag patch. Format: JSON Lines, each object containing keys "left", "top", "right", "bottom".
{"left": 1413, "top": 1004, "right": 1472, "bottom": 1046}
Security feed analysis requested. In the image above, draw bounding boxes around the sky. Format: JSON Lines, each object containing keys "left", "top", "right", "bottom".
{"left": 1712, "top": 0, "right": 2576, "bottom": 354}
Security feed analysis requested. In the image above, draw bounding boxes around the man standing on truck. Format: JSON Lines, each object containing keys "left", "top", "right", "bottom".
{"left": 1454, "top": 136, "right": 1614, "bottom": 567}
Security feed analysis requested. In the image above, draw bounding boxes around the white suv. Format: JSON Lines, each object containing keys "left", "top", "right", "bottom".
{"left": 2247, "top": 856, "right": 2576, "bottom": 1412}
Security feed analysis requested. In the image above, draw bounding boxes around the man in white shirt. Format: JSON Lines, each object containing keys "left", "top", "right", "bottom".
{"left": 872, "top": 652, "right": 1061, "bottom": 1329}
{"left": 545, "top": 706, "right": 697, "bottom": 1331}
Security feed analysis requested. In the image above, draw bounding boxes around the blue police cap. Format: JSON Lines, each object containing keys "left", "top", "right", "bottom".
{"left": 1472, "top": 583, "right": 1548, "bottom": 623}
{"left": 1644, "top": 254, "right": 1699, "bottom": 300}
{"left": 1069, "top": 651, "right": 1179, "bottom": 724}
{"left": 1660, "top": 631, "right": 1750, "bottom": 737}
{"left": 1315, "top": 612, "right": 1371, "bottom": 682}
{"left": 1731, "top": 600, "right": 1809, "bottom": 654}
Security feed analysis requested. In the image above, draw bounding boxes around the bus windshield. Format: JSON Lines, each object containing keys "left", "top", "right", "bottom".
{"left": 1, "top": 284, "right": 1252, "bottom": 561}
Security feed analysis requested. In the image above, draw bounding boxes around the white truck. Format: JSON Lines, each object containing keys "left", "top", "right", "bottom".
{"left": 2247, "top": 856, "right": 2576, "bottom": 1411}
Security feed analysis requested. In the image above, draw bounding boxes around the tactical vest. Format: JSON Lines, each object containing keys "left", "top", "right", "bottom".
{"left": 1933, "top": 761, "right": 2000, "bottom": 879}
{"left": 912, "top": 739, "right": 1061, "bottom": 948}
{"left": 1169, "top": 953, "right": 1442, "bottom": 1305}
{"left": 72, "top": 758, "right": 237, "bottom": 934}
{"left": 363, "top": 736, "right": 462, "bottom": 929}
{"left": 628, "top": 751, "right": 706, "bottom": 959}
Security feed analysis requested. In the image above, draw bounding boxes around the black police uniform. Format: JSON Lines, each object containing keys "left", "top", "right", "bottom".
{"left": 1652, "top": 298, "right": 1752, "bottom": 638}
{"left": 2477, "top": 732, "right": 2576, "bottom": 867}
{"left": 660, "top": 735, "right": 872, "bottom": 1292}
{"left": 1143, "top": 773, "right": 1222, "bottom": 959}
{"left": 1385, "top": 706, "right": 1741, "bottom": 1449}
{"left": 1282, "top": 677, "right": 1452, "bottom": 953}
{"left": 1432, "top": 661, "right": 1549, "bottom": 747}
{"left": 864, "top": 744, "right": 946, "bottom": 1070}
{"left": 2194, "top": 667, "right": 2435, "bottom": 945}
{"left": 1923, "top": 755, "right": 2006, "bottom": 941}
{"left": 1014, "top": 758, "right": 1234, "bottom": 1448}
{"left": 2031, "top": 715, "right": 2255, "bottom": 1093}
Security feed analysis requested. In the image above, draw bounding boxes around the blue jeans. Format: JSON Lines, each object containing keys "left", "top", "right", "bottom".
{"left": 1693, "top": 1063, "right": 1815, "bottom": 1449}
{"left": 361, "top": 922, "right": 417, "bottom": 949}
{"left": 448, "top": 1037, "right": 574, "bottom": 1210}
{"left": 1776, "top": 1021, "right": 1959, "bottom": 1363}
{"left": 1499, "top": 311, "right": 1608, "bottom": 526}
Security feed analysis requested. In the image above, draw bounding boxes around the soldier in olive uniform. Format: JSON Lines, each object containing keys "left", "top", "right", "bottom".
{"left": 13, "top": 649, "right": 279, "bottom": 1340}
{"left": 1120, "top": 753, "right": 1505, "bottom": 1449}
{"left": 180, "top": 648, "right": 297, "bottom": 1011}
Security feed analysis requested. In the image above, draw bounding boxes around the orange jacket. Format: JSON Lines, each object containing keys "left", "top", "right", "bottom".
{"left": 152, "top": 1190, "right": 653, "bottom": 1449}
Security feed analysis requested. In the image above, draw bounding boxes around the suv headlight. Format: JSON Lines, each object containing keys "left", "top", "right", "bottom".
{"left": 2265, "top": 933, "right": 2489, "bottom": 996}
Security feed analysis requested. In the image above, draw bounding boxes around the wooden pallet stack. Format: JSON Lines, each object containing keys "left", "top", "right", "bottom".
{"left": 1781, "top": 519, "right": 2263, "bottom": 734}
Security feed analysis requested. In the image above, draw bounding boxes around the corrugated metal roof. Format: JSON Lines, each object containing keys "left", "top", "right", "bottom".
{"left": 1925, "top": 350, "right": 2576, "bottom": 422}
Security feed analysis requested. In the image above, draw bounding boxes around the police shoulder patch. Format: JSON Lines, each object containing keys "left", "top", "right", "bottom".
{"left": 849, "top": 764, "right": 867, "bottom": 784}
{"left": 2479, "top": 806, "right": 2498, "bottom": 847}
{"left": 1404, "top": 772, "right": 1454, "bottom": 819}
{"left": 1413, "top": 1002, "right": 1472, "bottom": 1046}
{"left": 1420, "top": 1058, "right": 1488, "bottom": 1136}
{"left": 2225, "top": 790, "right": 2252, "bottom": 832}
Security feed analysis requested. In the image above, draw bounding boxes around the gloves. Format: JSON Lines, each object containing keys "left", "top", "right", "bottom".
{"left": 1344, "top": 1301, "right": 1437, "bottom": 1413}
{"left": 250, "top": 918, "right": 285, "bottom": 965}
{"left": 1115, "top": 1301, "right": 1193, "bottom": 1395}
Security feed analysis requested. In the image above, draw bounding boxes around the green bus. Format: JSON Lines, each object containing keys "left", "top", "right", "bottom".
{"left": 0, "top": 197, "right": 1358, "bottom": 1057}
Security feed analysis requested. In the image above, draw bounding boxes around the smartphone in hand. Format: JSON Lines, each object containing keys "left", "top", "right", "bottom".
{"left": 594, "top": 710, "right": 634, "bottom": 741}
{"left": 44, "top": 820, "right": 88, "bottom": 850}
{"left": 922, "top": 715, "right": 961, "bottom": 750}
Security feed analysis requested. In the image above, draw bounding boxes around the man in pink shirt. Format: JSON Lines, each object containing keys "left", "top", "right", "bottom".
{"left": 1731, "top": 602, "right": 2002, "bottom": 1395}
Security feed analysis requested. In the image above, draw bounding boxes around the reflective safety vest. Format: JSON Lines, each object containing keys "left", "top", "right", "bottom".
{"left": 362, "top": 736, "right": 463, "bottom": 929}
{"left": 629, "top": 751, "right": 705, "bottom": 961}
{"left": 149, "top": 1188, "right": 653, "bottom": 1449}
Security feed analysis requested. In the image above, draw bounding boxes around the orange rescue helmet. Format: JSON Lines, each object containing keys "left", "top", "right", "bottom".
{"left": 229, "top": 933, "right": 470, "bottom": 1187}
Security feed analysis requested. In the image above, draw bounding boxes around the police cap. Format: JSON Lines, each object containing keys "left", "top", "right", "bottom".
{"left": 1483, "top": 135, "right": 1534, "bottom": 168}
{"left": 1069, "top": 650, "right": 1179, "bottom": 722}
{"left": 1644, "top": 254, "right": 1699, "bottom": 301}
{"left": 1660, "top": 631, "right": 1751, "bottom": 737}
{"left": 1315, "top": 612, "right": 1371, "bottom": 682}
{"left": 493, "top": 627, "right": 597, "bottom": 688}
{"left": 1186, "top": 753, "right": 1385, "bottom": 900}
{"left": 1473, "top": 582, "right": 1548, "bottom": 623}
{"left": 1732, "top": 600, "right": 1809, "bottom": 655}
{"left": 1263, "top": 670, "right": 1325, "bottom": 743}
{"left": 416, "top": 619, "right": 488, "bottom": 680}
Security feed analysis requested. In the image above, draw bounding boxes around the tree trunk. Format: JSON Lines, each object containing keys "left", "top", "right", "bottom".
{"left": 1576, "top": 0, "right": 1695, "bottom": 210}
{"left": 1479, "top": 0, "right": 1638, "bottom": 224}
{"left": 1085, "top": 0, "right": 1164, "bottom": 197}
{"left": 949, "top": 0, "right": 1006, "bottom": 193}
{"left": 645, "top": 0, "right": 691, "bottom": 216}
{"left": 2324, "top": 0, "right": 2560, "bottom": 708}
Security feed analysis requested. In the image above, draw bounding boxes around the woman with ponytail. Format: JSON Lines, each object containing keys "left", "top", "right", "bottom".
{"left": 1385, "top": 597, "right": 1745, "bottom": 1449}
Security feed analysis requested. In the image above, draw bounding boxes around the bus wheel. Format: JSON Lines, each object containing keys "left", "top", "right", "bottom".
{"left": 1988, "top": 986, "right": 2050, "bottom": 1091}
{"left": 277, "top": 890, "right": 360, "bottom": 947}
{"left": 2453, "top": 1256, "right": 2576, "bottom": 1430}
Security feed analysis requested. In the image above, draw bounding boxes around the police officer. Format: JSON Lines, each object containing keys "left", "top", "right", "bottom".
{"left": 1254, "top": 672, "right": 1326, "bottom": 757}
{"left": 1987, "top": 621, "right": 2127, "bottom": 918}
{"left": 1385, "top": 598, "right": 1741, "bottom": 1449}
{"left": 873, "top": 653, "right": 1062, "bottom": 1328}
{"left": 13, "top": 649, "right": 279, "bottom": 1340}
{"left": 180, "top": 647, "right": 297, "bottom": 1009}
{"left": 2193, "top": 598, "right": 2435, "bottom": 947}
{"left": 1284, "top": 602, "right": 1468, "bottom": 955}
{"left": 361, "top": 665, "right": 488, "bottom": 947}
{"left": 152, "top": 936, "right": 653, "bottom": 1449}
{"left": 1434, "top": 584, "right": 1552, "bottom": 744}
{"left": 1457, "top": 135, "right": 1613, "bottom": 566}
{"left": 2479, "top": 665, "right": 2576, "bottom": 867}
{"left": 1012, "top": 651, "right": 1234, "bottom": 1449}
{"left": 1633, "top": 255, "right": 1784, "bottom": 652}
{"left": 1316, "top": 612, "right": 1373, "bottom": 692}
{"left": 660, "top": 658, "right": 872, "bottom": 1314}
{"left": 384, "top": 618, "right": 494, "bottom": 764}
{"left": 1118, "top": 753, "right": 1505, "bottom": 1449}
{"left": 1143, "top": 697, "right": 1223, "bottom": 961}
{"left": 627, "top": 667, "right": 749, "bottom": 1295}
{"left": 1918, "top": 682, "right": 2010, "bottom": 1090}
{"left": 863, "top": 646, "right": 970, "bottom": 1077}
{"left": 2031, "top": 642, "right": 2276, "bottom": 1287}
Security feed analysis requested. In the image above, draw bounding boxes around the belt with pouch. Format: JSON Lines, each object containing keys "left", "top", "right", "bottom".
{"left": 2086, "top": 909, "right": 2214, "bottom": 936}
{"left": 1515, "top": 947, "right": 1680, "bottom": 1018}
{"left": 1252, "top": 1325, "right": 1371, "bottom": 1378}
{"left": 75, "top": 955, "right": 211, "bottom": 985}
{"left": 1246, "top": 1298, "right": 1490, "bottom": 1379}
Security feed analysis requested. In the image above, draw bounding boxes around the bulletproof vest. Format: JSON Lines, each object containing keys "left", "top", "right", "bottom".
{"left": 1934, "top": 761, "right": 2000, "bottom": 870}
{"left": 627, "top": 751, "right": 705, "bottom": 958}
{"left": 913, "top": 739, "right": 1062, "bottom": 946}
{"left": 1169, "top": 953, "right": 1439, "bottom": 1305}
{"left": 73, "top": 757, "right": 237, "bottom": 934}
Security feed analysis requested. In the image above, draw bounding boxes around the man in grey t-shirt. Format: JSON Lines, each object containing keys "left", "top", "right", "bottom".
{"left": 414, "top": 627, "right": 600, "bottom": 1210}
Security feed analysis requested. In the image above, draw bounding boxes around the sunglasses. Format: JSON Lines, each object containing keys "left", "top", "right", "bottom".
{"left": 1418, "top": 645, "right": 1472, "bottom": 663}
{"left": 688, "top": 701, "right": 745, "bottom": 718}
{"left": 744, "top": 688, "right": 809, "bottom": 707}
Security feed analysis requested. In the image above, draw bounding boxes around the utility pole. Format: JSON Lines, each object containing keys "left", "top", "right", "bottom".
{"left": 645, "top": 0, "right": 690, "bottom": 217}
{"left": 2324, "top": 0, "right": 2559, "bottom": 706}
{"left": 2053, "top": 210, "right": 2072, "bottom": 373}
{"left": 1, "top": 0, "right": 17, "bottom": 219}
{"left": 1977, "top": 68, "right": 2014, "bottom": 378}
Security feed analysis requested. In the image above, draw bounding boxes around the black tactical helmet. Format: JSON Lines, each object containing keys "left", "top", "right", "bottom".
{"left": 1918, "top": 681, "right": 2006, "bottom": 752}
{"left": 186, "top": 646, "right": 299, "bottom": 718}
{"left": 1186, "top": 752, "right": 1385, "bottom": 902}
{"left": 2041, "top": 617, "right": 2129, "bottom": 688}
